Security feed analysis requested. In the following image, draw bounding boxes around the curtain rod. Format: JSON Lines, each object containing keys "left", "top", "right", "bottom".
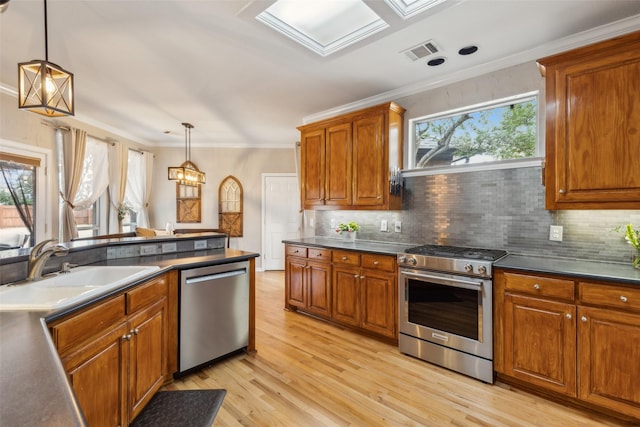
{"left": 41, "top": 120, "right": 70, "bottom": 131}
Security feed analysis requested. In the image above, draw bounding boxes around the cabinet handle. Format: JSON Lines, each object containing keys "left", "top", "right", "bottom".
{"left": 294, "top": 250, "right": 299, "bottom": 253}
{"left": 581, "top": 316, "right": 587, "bottom": 322}
{"left": 360, "top": 275, "right": 365, "bottom": 279}
{"left": 305, "top": 266, "right": 311, "bottom": 269}
{"left": 342, "top": 256, "right": 348, "bottom": 261}
{"left": 620, "top": 295, "right": 628, "bottom": 302}
{"left": 131, "top": 328, "right": 139, "bottom": 335}
{"left": 373, "top": 261, "right": 379, "bottom": 265}
{"left": 559, "top": 189, "right": 565, "bottom": 194}
{"left": 376, "top": 196, "right": 381, "bottom": 199}
{"left": 565, "top": 313, "right": 572, "bottom": 320}
{"left": 353, "top": 274, "right": 359, "bottom": 278}
{"left": 122, "top": 334, "right": 132, "bottom": 341}
{"left": 533, "top": 284, "right": 540, "bottom": 290}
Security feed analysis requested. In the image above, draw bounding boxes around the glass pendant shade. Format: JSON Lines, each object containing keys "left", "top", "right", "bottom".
{"left": 18, "top": 59, "right": 74, "bottom": 117}
{"left": 168, "top": 122, "right": 206, "bottom": 186}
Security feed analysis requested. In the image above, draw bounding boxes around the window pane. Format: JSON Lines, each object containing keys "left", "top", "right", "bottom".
{"left": 412, "top": 95, "right": 537, "bottom": 169}
{"left": 0, "top": 161, "right": 35, "bottom": 249}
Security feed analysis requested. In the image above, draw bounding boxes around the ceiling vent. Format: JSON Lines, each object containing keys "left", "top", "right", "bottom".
{"left": 402, "top": 40, "right": 440, "bottom": 61}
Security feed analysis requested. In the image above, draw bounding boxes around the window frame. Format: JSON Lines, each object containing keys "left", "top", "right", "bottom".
{"left": 405, "top": 91, "right": 543, "bottom": 176}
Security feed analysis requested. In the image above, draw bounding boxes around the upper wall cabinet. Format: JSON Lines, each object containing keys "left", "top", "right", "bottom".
{"left": 298, "top": 102, "right": 405, "bottom": 211}
{"left": 538, "top": 31, "right": 640, "bottom": 210}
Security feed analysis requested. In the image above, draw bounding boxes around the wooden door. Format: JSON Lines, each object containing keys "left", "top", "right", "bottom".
{"left": 578, "top": 306, "right": 640, "bottom": 418}
{"left": 128, "top": 299, "right": 167, "bottom": 421}
{"left": 360, "top": 270, "right": 396, "bottom": 338}
{"left": 306, "top": 260, "right": 332, "bottom": 318}
{"left": 286, "top": 257, "right": 306, "bottom": 309}
{"left": 504, "top": 294, "right": 576, "bottom": 396}
{"left": 300, "top": 128, "right": 325, "bottom": 207}
{"left": 332, "top": 266, "right": 361, "bottom": 327}
{"left": 61, "top": 322, "right": 129, "bottom": 427}
{"left": 324, "top": 122, "right": 352, "bottom": 206}
{"left": 352, "top": 113, "right": 385, "bottom": 207}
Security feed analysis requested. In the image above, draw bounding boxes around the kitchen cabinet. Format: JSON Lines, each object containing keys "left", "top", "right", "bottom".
{"left": 538, "top": 31, "right": 640, "bottom": 209}
{"left": 332, "top": 250, "right": 397, "bottom": 339}
{"left": 494, "top": 269, "right": 640, "bottom": 421}
{"left": 298, "top": 102, "right": 405, "bottom": 211}
{"left": 285, "top": 245, "right": 332, "bottom": 318}
{"left": 50, "top": 273, "right": 170, "bottom": 427}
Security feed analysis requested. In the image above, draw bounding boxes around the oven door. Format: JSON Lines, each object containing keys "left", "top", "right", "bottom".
{"left": 399, "top": 268, "right": 492, "bottom": 359}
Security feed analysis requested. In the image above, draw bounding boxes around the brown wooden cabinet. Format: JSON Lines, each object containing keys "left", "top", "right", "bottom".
{"left": 538, "top": 31, "right": 640, "bottom": 209}
{"left": 285, "top": 245, "right": 332, "bottom": 318}
{"left": 495, "top": 269, "right": 640, "bottom": 421}
{"left": 298, "top": 102, "right": 405, "bottom": 211}
{"left": 50, "top": 273, "right": 171, "bottom": 427}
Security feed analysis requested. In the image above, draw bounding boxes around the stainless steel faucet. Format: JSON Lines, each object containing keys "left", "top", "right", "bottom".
{"left": 27, "top": 239, "right": 69, "bottom": 281}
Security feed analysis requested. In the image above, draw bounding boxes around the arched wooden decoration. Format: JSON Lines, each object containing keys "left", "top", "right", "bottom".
{"left": 176, "top": 161, "right": 202, "bottom": 223}
{"left": 218, "top": 175, "right": 243, "bottom": 237}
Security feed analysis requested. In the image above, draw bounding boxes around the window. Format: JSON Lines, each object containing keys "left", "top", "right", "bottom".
{"left": 408, "top": 92, "right": 539, "bottom": 171}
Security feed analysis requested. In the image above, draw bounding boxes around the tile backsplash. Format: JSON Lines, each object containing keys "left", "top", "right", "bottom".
{"left": 314, "top": 166, "right": 639, "bottom": 264}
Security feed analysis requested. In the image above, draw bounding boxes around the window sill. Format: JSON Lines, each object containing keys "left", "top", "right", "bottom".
{"left": 401, "top": 157, "right": 543, "bottom": 178}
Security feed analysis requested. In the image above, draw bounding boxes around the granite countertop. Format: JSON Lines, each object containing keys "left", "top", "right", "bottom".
{"left": 494, "top": 254, "right": 640, "bottom": 285}
{"left": 0, "top": 248, "right": 258, "bottom": 427}
{"left": 282, "top": 237, "right": 416, "bottom": 256}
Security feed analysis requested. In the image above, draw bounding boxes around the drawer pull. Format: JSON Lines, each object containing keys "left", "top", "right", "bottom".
{"left": 565, "top": 313, "right": 572, "bottom": 320}
{"left": 360, "top": 276, "right": 365, "bottom": 279}
{"left": 354, "top": 274, "right": 359, "bottom": 278}
{"left": 373, "top": 261, "right": 379, "bottom": 265}
{"left": 131, "top": 328, "right": 139, "bottom": 335}
{"left": 342, "top": 256, "right": 348, "bottom": 261}
{"left": 533, "top": 284, "right": 540, "bottom": 290}
{"left": 581, "top": 316, "right": 587, "bottom": 323}
{"left": 122, "top": 334, "right": 132, "bottom": 341}
{"left": 620, "top": 295, "right": 628, "bottom": 302}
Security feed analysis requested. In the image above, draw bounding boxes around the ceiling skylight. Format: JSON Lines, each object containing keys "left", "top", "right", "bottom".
{"left": 384, "top": 0, "right": 448, "bottom": 19}
{"left": 256, "top": 0, "right": 389, "bottom": 57}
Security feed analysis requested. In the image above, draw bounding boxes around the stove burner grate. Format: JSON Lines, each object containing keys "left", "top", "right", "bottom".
{"left": 405, "top": 244, "right": 507, "bottom": 261}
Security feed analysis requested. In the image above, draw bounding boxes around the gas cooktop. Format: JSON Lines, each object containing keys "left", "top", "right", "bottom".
{"left": 404, "top": 244, "right": 507, "bottom": 262}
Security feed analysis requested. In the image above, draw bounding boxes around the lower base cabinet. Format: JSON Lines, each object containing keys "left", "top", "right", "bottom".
{"left": 49, "top": 273, "right": 171, "bottom": 427}
{"left": 495, "top": 269, "right": 640, "bottom": 422}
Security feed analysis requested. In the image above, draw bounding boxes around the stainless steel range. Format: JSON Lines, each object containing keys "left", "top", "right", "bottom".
{"left": 398, "top": 245, "right": 507, "bottom": 383}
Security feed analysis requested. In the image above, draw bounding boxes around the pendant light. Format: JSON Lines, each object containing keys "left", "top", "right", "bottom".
{"left": 168, "top": 122, "right": 206, "bottom": 186}
{"left": 18, "top": 0, "right": 74, "bottom": 117}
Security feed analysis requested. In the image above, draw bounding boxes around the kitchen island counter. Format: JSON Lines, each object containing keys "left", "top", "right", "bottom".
{"left": 282, "top": 237, "right": 415, "bottom": 256}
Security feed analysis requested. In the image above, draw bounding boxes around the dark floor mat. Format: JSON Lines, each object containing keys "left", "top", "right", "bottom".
{"left": 130, "top": 389, "right": 226, "bottom": 427}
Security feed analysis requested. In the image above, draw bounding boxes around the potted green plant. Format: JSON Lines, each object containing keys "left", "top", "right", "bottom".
{"left": 336, "top": 222, "right": 360, "bottom": 242}
{"left": 615, "top": 224, "right": 640, "bottom": 269}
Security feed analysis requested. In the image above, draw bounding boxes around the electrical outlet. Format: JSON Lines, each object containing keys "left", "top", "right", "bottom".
{"left": 330, "top": 219, "right": 336, "bottom": 228}
{"left": 549, "top": 225, "right": 563, "bottom": 242}
{"left": 140, "top": 245, "right": 157, "bottom": 256}
{"left": 380, "top": 219, "right": 388, "bottom": 232}
{"left": 394, "top": 221, "right": 402, "bottom": 233}
{"left": 194, "top": 240, "right": 207, "bottom": 250}
{"left": 162, "top": 242, "right": 177, "bottom": 253}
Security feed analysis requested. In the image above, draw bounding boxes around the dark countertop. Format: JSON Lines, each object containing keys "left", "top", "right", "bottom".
{"left": 494, "top": 254, "right": 640, "bottom": 285}
{"left": 282, "top": 237, "right": 415, "bottom": 256}
{"left": 0, "top": 248, "right": 258, "bottom": 427}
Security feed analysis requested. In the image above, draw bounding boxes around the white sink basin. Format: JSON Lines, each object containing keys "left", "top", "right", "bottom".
{"left": 0, "top": 265, "right": 161, "bottom": 311}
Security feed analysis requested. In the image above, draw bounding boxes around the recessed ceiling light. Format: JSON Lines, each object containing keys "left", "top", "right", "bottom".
{"left": 256, "top": 0, "right": 388, "bottom": 57}
{"left": 458, "top": 45, "right": 479, "bottom": 56}
{"left": 427, "top": 57, "right": 446, "bottom": 66}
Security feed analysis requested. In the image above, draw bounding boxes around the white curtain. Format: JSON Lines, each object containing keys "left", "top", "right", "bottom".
{"left": 141, "top": 151, "right": 154, "bottom": 228}
{"left": 73, "top": 137, "right": 109, "bottom": 210}
{"left": 108, "top": 142, "right": 128, "bottom": 232}
{"left": 124, "top": 150, "right": 153, "bottom": 228}
{"left": 59, "top": 128, "right": 87, "bottom": 242}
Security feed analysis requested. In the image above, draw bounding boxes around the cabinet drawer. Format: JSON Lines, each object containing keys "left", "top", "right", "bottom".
{"left": 579, "top": 282, "right": 640, "bottom": 312}
{"left": 503, "top": 272, "right": 575, "bottom": 300}
{"left": 286, "top": 245, "right": 308, "bottom": 258}
{"left": 361, "top": 254, "right": 395, "bottom": 272}
{"left": 332, "top": 250, "right": 360, "bottom": 266}
{"left": 51, "top": 295, "right": 126, "bottom": 355}
{"left": 127, "top": 275, "right": 168, "bottom": 314}
{"left": 308, "top": 248, "right": 330, "bottom": 261}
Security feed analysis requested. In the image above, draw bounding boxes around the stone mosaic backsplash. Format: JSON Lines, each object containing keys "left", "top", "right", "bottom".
{"left": 314, "top": 166, "right": 639, "bottom": 264}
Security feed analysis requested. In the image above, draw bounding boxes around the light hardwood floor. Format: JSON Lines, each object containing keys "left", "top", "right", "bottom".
{"left": 164, "top": 271, "right": 635, "bottom": 427}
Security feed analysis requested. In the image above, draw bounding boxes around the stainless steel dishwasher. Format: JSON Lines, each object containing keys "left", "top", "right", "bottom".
{"left": 178, "top": 261, "right": 249, "bottom": 375}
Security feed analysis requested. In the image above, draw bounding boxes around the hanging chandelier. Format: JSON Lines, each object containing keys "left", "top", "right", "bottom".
{"left": 168, "top": 123, "right": 206, "bottom": 186}
{"left": 18, "top": 0, "right": 74, "bottom": 117}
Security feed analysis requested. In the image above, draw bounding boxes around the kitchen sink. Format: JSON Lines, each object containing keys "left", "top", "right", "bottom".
{"left": 0, "top": 265, "right": 161, "bottom": 311}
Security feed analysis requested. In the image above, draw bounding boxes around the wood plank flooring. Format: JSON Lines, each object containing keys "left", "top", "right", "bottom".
{"left": 164, "top": 271, "right": 635, "bottom": 426}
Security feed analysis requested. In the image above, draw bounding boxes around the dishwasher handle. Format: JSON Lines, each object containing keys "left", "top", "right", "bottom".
{"left": 184, "top": 268, "right": 247, "bottom": 285}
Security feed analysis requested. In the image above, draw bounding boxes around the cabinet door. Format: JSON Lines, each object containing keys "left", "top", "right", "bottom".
{"left": 360, "top": 270, "right": 396, "bottom": 338}
{"left": 542, "top": 33, "right": 640, "bottom": 209}
{"left": 578, "top": 306, "right": 640, "bottom": 419}
{"left": 300, "top": 128, "right": 325, "bottom": 207}
{"left": 504, "top": 294, "right": 576, "bottom": 396}
{"left": 286, "top": 257, "right": 306, "bottom": 309}
{"left": 306, "top": 260, "right": 332, "bottom": 318}
{"left": 61, "top": 322, "right": 129, "bottom": 427}
{"left": 332, "top": 266, "right": 361, "bottom": 327}
{"left": 128, "top": 299, "right": 167, "bottom": 421}
{"left": 324, "top": 122, "right": 352, "bottom": 206}
{"left": 352, "top": 113, "right": 385, "bottom": 207}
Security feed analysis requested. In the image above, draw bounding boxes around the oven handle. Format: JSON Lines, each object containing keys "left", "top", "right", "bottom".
{"left": 400, "top": 271, "right": 483, "bottom": 292}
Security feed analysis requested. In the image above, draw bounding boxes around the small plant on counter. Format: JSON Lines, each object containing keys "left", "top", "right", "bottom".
{"left": 336, "top": 222, "right": 360, "bottom": 235}
{"left": 615, "top": 223, "right": 640, "bottom": 268}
